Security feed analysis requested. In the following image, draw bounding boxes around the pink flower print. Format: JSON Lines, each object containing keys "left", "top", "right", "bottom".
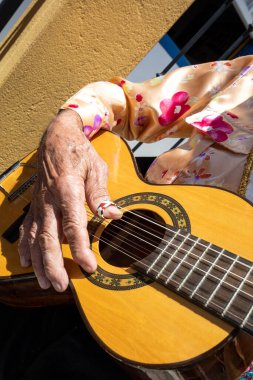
{"left": 226, "top": 111, "right": 238, "bottom": 119}
{"left": 192, "top": 115, "right": 233, "bottom": 142}
{"left": 134, "top": 115, "right": 147, "bottom": 127}
{"left": 135, "top": 94, "right": 143, "bottom": 102}
{"left": 199, "top": 152, "right": 210, "bottom": 161}
{"left": 158, "top": 91, "right": 190, "bottom": 126}
{"left": 239, "top": 65, "right": 252, "bottom": 77}
{"left": 118, "top": 80, "right": 126, "bottom": 87}
{"left": 193, "top": 168, "right": 211, "bottom": 181}
{"left": 161, "top": 170, "right": 168, "bottom": 178}
{"left": 161, "top": 170, "right": 180, "bottom": 182}
{"left": 83, "top": 114, "right": 102, "bottom": 138}
{"left": 68, "top": 104, "right": 79, "bottom": 109}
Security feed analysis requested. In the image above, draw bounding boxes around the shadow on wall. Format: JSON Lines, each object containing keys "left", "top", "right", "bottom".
{"left": 0, "top": 0, "right": 45, "bottom": 61}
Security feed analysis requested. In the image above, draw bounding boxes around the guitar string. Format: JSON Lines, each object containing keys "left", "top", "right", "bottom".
{"left": 11, "top": 184, "right": 253, "bottom": 292}
{"left": 89, "top": 229, "right": 253, "bottom": 328}
{"left": 6, "top": 189, "right": 253, "bottom": 325}
{"left": 10, "top": 194, "right": 252, "bottom": 327}
{"left": 111, "top": 212, "right": 253, "bottom": 287}
{"left": 120, "top": 206, "right": 253, "bottom": 271}
{"left": 86, "top": 210, "right": 253, "bottom": 289}
{"left": 14, "top": 179, "right": 246, "bottom": 270}
{"left": 12, "top": 177, "right": 251, "bottom": 272}
{"left": 10, "top": 187, "right": 253, "bottom": 290}
{"left": 86, "top": 212, "right": 253, "bottom": 305}
{"left": 5, "top": 164, "right": 250, "bottom": 269}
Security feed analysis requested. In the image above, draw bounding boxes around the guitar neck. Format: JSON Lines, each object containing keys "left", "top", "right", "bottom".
{"left": 134, "top": 227, "right": 253, "bottom": 335}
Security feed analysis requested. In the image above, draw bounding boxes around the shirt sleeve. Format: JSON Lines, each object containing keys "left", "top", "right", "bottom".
{"left": 60, "top": 56, "right": 252, "bottom": 143}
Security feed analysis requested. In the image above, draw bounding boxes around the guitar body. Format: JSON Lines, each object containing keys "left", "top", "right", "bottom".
{"left": 1, "top": 131, "right": 253, "bottom": 379}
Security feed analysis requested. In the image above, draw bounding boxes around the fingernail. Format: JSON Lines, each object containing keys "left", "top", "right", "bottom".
{"left": 83, "top": 249, "right": 97, "bottom": 273}
{"left": 52, "top": 281, "right": 63, "bottom": 292}
{"left": 20, "top": 257, "right": 31, "bottom": 267}
{"left": 39, "top": 278, "right": 51, "bottom": 289}
{"left": 84, "top": 265, "right": 96, "bottom": 273}
{"left": 104, "top": 206, "right": 122, "bottom": 219}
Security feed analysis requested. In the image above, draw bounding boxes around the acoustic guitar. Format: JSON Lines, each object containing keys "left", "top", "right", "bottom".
{"left": 1, "top": 131, "right": 253, "bottom": 380}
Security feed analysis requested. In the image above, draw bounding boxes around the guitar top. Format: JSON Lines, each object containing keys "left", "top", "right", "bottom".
{"left": 1, "top": 131, "right": 253, "bottom": 373}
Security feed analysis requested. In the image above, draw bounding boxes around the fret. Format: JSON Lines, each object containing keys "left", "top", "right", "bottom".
{"left": 208, "top": 252, "right": 235, "bottom": 280}
{"left": 147, "top": 229, "right": 180, "bottom": 275}
{"left": 170, "top": 240, "right": 221, "bottom": 299}
{"left": 163, "top": 235, "right": 199, "bottom": 285}
{"left": 177, "top": 242, "right": 211, "bottom": 293}
{"left": 222, "top": 266, "right": 253, "bottom": 317}
{"left": 158, "top": 235, "right": 201, "bottom": 290}
{"left": 241, "top": 304, "right": 253, "bottom": 329}
{"left": 224, "top": 270, "right": 253, "bottom": 327}
{"left": 225, "top": 292, "right": 252, "bottom": 325}
{"left": 222, "top": 258, "right": 251, "bottom": 289}
{"left": 205, "top": 256, "right": 239, "bottom": 307}
{"left": 146, "top": 229, "right": 181, "bottom": 274}
{"left": 133, "top": 224, "right": 253, "bottom": 335}
{"left": 163, "top": 233, "right": 191, "bottom": 283}
{"left": 197, "top": 253, "right": 244, "bottom": 309}
{"left": 164, "top": 236, "right": 208, "bottom": 290}
{"left": 190, "top": 248, "right": 224, "bottom": 298}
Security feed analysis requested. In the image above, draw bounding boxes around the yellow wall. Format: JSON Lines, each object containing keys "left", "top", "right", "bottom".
{"left": 0, "top": 0, "right": 192, "bottom": 172}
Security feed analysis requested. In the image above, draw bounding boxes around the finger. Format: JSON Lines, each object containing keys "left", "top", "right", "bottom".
{"left": 56, "top": 175, "right": 97, "bottom": 273}
{"left": 28, "top": 220, "right": 51, "bottom": 289}
{"left": 18, "top": 208, "right": 33, "bottom": 267}
{"left": 38, "top": 201, "right": 69, "bottom": 292}
{"left": 85, "top": 159, "right": 122, "bottom": 220}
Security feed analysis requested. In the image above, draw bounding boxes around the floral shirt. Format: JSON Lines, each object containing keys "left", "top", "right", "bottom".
{"left": 61, "top": 55, "right": 253, "bottom": 203}
{"left": 61, "top": 56, "right": 253, "bottom": 379}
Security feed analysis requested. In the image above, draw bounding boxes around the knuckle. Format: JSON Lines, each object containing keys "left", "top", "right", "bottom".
{"left": 62, "top": 219, "right": 81, "bottom": 238}
{"left": 28, "top": 232, "right": 35, "bottom": 246}
{"left": 92, "top": 187, "right": 109, "bottom": 202}
{"left": 38, "top": 231, "right": 54, "bottom": 249}
{"left": 94, "top": 155, "right": 107, "bottom": 172}
{"left": 98, "top": 160, "right": 108, "bottom": 175}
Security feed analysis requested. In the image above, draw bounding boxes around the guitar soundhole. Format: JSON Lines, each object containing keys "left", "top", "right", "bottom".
{"left": 99, "top": 209, "right": 166, "bottom": 267}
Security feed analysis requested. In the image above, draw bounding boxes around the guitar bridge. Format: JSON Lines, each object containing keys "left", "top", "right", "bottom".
{"left": 7, "top": 174, "right": 37, "bottom": 202}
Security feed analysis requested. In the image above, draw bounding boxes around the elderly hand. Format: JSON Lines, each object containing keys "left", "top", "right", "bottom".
{"left": 18, "top": 109, "right": 122, "bottom": 292}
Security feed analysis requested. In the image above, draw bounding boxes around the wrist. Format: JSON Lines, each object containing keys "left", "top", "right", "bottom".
{"left": 56, "top": 109, "right": 83, "bottom": 131}
{"left": 42, "top": 109, "right": 88, "bottom": 148}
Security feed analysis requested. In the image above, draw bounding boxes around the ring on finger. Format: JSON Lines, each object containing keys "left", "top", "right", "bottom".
{"left": 96, "top": 200, "right": 118, "bottom": 219}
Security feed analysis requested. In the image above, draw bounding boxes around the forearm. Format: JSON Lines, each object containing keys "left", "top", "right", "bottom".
{"left": 47, "top": 108, "right": 83, "bottom": 135}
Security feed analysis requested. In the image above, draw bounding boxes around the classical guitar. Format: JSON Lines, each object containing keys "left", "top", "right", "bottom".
{"left": 1, "top": 131, "right": 253, "bottom": 380}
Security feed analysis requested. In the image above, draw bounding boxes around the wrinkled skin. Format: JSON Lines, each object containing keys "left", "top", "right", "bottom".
{"left": 18, "top": 109, "right": 122, "bottom": 292}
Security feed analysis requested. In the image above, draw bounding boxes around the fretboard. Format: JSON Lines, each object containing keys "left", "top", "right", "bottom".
{"left": 133, "top": 227, "right": 253, "bottom": 335}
